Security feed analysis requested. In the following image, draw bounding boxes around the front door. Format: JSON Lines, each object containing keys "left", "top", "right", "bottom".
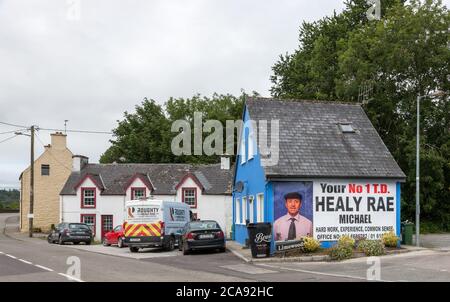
{"left": 101, "top": 215, "right": 113, "bottom": 240}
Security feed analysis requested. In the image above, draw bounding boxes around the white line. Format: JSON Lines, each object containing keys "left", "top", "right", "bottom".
{"left": 0, "top": 251, "right": 3, "bottom": 254}
{"left": 35, "top": 264, "right": 54, "bottom": 272}
{"left": 18, "top": 259, "right": 32, "bottom": 265}
{"left": 257, "top": 263, "right": 391, "bottom": 282}
{"left": 5, "top": 254, "right": 16, "bottom": 259}
{"left": 228, "top": 248, "right": 251, "bottom": 263}
{"left": 58, "top": 273, "right": 84, "bottom": 282}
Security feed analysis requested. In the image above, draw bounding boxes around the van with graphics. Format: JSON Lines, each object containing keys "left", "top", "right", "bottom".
{"left": 124, "top": 198, "right": 191, "bottom": 253}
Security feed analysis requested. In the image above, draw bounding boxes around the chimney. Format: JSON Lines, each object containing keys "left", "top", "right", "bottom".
{"left": 50, "top": 132, "right": 67, "bottom": 150}
{"left": 72, "top": 155, "right": 89, "bottom": 172}
{"left": 220, "top": 156, "right": 230, "bottom": 170}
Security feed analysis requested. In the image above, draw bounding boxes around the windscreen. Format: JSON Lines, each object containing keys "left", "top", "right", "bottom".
{"left": 190, "top": 221, "right": 220, "bottom": 230}
{"left": 69, "top": 224, "right": 90, "bottom": 230}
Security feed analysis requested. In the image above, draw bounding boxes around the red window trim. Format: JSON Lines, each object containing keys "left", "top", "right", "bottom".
{"left": 81, "top": 187, "right": 96, "bottom": 209}
{"left": 80, "top": 214, "right": 96, "bottom": 236}
{"left": 182, "top": 187, "right": 197, "bottom": 209}
{"left": 131, "top": 187, "right": 147, "bottom": 200}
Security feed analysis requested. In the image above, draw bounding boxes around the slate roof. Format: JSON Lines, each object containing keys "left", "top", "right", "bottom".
{"left": 61, "top": 163, "right": 233, "bottom": 196}
{"left": 246, "top": 97, "right": 406, "bottom": 179}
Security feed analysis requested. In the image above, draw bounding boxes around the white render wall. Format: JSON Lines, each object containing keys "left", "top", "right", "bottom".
{"left": 61, "top": 176, "right": 232, "bottom": 240}
{"left": 174, "top": 177, "right": 232, "bottom": 237}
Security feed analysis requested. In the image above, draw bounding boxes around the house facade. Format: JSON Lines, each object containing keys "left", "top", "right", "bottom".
{"left": 233, "top": 97, "right": 406, "bottom": 251}
{"left": 60, "top": 160, "right": 233, "bottom": 240}
{"left": 20, "top": 132, "right": 73, "bottom": 233}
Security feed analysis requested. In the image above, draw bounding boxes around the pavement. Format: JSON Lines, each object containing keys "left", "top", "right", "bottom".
{"left": 2, "top": 213, "right": 450, "bottom": 282}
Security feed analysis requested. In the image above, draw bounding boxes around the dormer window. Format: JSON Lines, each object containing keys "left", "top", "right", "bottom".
{"left": 131, "top": 187, "right": 146, "bottom": 200}
{"left": 339, "top": 123, "right": 356, "bottom": 133}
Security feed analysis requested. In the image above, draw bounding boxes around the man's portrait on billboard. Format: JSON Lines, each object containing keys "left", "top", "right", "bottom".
{"left": 273, "top": 182, "right": 313, "bottom": 241}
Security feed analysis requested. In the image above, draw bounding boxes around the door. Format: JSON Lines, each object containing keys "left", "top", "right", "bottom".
{"left": 101, "top": 215, "right": 113, "bottom": 240}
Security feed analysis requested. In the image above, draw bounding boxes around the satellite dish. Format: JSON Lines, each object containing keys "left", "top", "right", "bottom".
{"left": 235, "top": 181, "right": 244, "bottom": 193}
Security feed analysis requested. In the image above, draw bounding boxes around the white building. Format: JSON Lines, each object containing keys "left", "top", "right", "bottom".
{"left": 60, "top": 156, "right": 233, "bottom": 241}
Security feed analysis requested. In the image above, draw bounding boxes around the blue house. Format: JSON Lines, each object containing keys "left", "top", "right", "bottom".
{"left": 233, "top": 97, "right": 406, "bottom": 252}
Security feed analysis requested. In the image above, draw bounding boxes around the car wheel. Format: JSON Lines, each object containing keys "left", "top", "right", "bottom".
{"left": 178, "top": 239, "right": 183, "bottom": 251}
{"left": 165, "top": 237, "right": 175, "bottom": 251}
{"left": 58, "top": 236, "right": 64, "bottom": 245}
{"left": 102, "top": 238, "right": 110, "bottom": 246}
{"left": 182, "top": 242, "right": 190, "bottom": 255}
{"left": 219, "top": 247, "right": 226, "bottom": 253}
{"left": 47, "top": 236, "right": 53, "bottom": 244}
{"left": 130, "top": 247, "right": 139, "bottom": 253}
{"left": 117, "top": 237, "right": 124, "bottom": 248}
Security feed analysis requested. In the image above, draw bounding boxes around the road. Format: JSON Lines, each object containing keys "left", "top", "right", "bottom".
{"left": 1, "top": 213, "right": 449, "bottom": 282}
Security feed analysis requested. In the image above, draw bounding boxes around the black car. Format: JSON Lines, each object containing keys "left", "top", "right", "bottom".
{"left": 178, "top": 220, "right": 226, "bottom": 255}
{"left": 48, "top": 223, "right": 93, "bottom": 245}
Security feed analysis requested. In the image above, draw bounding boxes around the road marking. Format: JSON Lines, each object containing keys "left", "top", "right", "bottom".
{"left": 220, "top": 264, "right": 278, "bottom": 274}
{"left": 0, "top": 251, "right": 3, "bottom": 254}
{"left": 257, "top": 263, "right": 392, "bottom": 282}
{"left": 18, "top": 259, "right": 32, "bottom": 265}
{"left": 5, "top": 254, "right": 17, "bottom": 259}
{"left": 35, "top": 264, "right": 54, "bottom": 272}
{"left": 228, "top": 248, "right": 251, "bottom": 263}
{"left": 58, "top": 273, "right": 84, "bottom": 282}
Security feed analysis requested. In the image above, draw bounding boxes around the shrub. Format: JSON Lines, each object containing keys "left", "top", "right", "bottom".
{"left": 302, "top": 236, "right": 321, "bottom": 253}
{"left": 329, "top": 242, "right": 353, "bottom": 260}
{"left": 358, "top": 240, "right": 385, "bottom": 256}
{"left": 382, "top": 231, "right": 399, "bottom": 247}
{"left": 338, "top": 235, "right": 355, "bottom": 248}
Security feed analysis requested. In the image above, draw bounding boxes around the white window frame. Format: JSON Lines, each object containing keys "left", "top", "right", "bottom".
{"left": 242, "top": 196, "right": 247, "bottom": 224}
{"left": 248, "top": 129, "right": 255, "bottom": 161}
{"left": 240, "top": 135, "right": 246, "bottom": 165}
{"left": 256, "top": 193, "right": 264, "bottom": 222}
{"left": 248, "top": 195, "right": 254, "bottom": 223}
{"left": 235, "top": 198, "right": 241, "bottom": 224}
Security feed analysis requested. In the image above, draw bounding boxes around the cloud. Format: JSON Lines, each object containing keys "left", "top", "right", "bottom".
{"left": 0, "top": 0, "right": 347, "bottom": 188}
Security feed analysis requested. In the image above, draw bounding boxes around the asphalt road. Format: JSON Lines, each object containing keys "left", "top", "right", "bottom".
{"left": 1, "top": 213, "right": 449, "bottom": 282}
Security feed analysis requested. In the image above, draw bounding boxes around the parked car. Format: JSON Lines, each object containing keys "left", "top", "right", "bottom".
{"left": 48, "top": 223, "right": 92, "bottom": 245}
{"left": 102, "top": 225, "right": 127, "bottom": 248}
{"left": 178, "top": 220, "right": 226, "bottom": 255}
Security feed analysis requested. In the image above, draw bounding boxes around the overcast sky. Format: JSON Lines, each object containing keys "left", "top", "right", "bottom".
{"left": 0, "top": 0, "right": 379, "bottom": 189}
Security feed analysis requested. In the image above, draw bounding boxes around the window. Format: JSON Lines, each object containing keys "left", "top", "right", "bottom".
{"left": 182, "top": 188, "right": 197, "bottom": 208}
{"left": 339, "top": 123, "right": 355, "bottom": 133}
{"left": 240, "top": 135, "right": 246, "bottom": 165}
{"left": 131, "top": 187, "right": 146, "bottom": 200}
{"left": 81, "top": 188, "right": 96, "bottom": 208}
{"left": 242, "top": 196, "right": 247, "bottom": 224}
{"left": 256, "top": 194, "right": 264, "bottom": 222}
{"left": 248, "top": 195, "right": 254, "bottom": 223}
{"left": 41, "top": 164, "right": 50, "bottom": 176}
{"left": 248, "top": 130, "right": 255, "bottom": 161}
{"left": 235, "top": 198, "right": 241, "bottom": 224}
{"left": 81, "top": 214, "right": 96, "bottom": 236}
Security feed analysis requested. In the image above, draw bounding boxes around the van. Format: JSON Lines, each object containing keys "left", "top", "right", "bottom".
{"left": 123, "top": 198, "right": 190, "bottom": 253}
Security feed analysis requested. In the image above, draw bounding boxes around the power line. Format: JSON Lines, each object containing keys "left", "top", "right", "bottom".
{"left": 0, "top": 128, "right": 28, "bottom": 135}
{"left": 0, "top": 134, "right": 18, "bottom": 144}
{"left": 39, "top": 128, "right": 112, "bottom": 135}
{"left": 0, "top": 121, "right": 27, "bottom": 128}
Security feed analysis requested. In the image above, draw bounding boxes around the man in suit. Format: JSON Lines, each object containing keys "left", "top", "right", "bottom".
{"left": 274, "top": 192, "right": 313, "bottom": 241}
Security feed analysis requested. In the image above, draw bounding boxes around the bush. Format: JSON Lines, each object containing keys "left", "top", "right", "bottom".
{"left": 382, "top": 231, "right": 399, "bottom": 247}
{"left": 329, "top": 242, "right": 353, "bottom": 260}
{"left": 338, "top": 235, "right": 355, "bottom": 248}
{"left": 302, "top": 236, "right": 321, "bottom": 253}
{"left": 358, "top": 240, "right": 385, "bottom": 256}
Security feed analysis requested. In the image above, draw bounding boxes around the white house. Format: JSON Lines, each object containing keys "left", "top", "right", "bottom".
{"left": 60, "top": 156, "right": 233, "bottom": 241}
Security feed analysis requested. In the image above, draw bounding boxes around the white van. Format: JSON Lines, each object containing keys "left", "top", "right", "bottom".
{"left": 123, "top": 198, "right": 190, "bottom": 252}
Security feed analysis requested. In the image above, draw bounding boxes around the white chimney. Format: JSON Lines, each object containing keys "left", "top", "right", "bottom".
{"left": 220, "top": 156, "right": 230, "bottom": 170}
{"left": 72, "top": 155, "right": 89, "bottom": 172}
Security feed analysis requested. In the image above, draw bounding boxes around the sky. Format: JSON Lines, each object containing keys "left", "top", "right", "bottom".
{"left": 0, "top": 0, "right": 416, "bottom": 189}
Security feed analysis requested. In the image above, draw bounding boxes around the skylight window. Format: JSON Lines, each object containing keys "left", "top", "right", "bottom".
{"left": 339, "top": 123, "right": 355, "bottom": 133}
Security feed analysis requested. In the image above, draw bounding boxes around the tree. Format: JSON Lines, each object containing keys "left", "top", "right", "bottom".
{"left": 270, "top": 0, "right": 450, "bottom": 231}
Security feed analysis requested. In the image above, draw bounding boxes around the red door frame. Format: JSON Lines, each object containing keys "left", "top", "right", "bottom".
{"left": 101, "top": 215, "right": 114, "bottom": 239}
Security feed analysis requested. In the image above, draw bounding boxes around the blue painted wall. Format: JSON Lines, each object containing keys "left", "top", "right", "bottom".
{"left": 233, "top": 106, "right": 267, "bottom": 245}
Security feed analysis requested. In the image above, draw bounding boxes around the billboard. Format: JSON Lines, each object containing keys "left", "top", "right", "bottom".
{"left": 273, "top": 180, "right": 397, "bottom": 242}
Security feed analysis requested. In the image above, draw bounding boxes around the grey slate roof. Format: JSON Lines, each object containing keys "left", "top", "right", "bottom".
{"left": 61, "top": 163, "right": 233, "bottom": 196}
{"left": 246, "top": 97, "right": 405, "bottom": 179}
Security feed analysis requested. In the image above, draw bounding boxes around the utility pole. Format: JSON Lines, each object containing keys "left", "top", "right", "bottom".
{"left": 415, "top": 95, "right": 420, "bottom": 247}
{"left": 29, "top": 125, "right": 35, "bottom": 237}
